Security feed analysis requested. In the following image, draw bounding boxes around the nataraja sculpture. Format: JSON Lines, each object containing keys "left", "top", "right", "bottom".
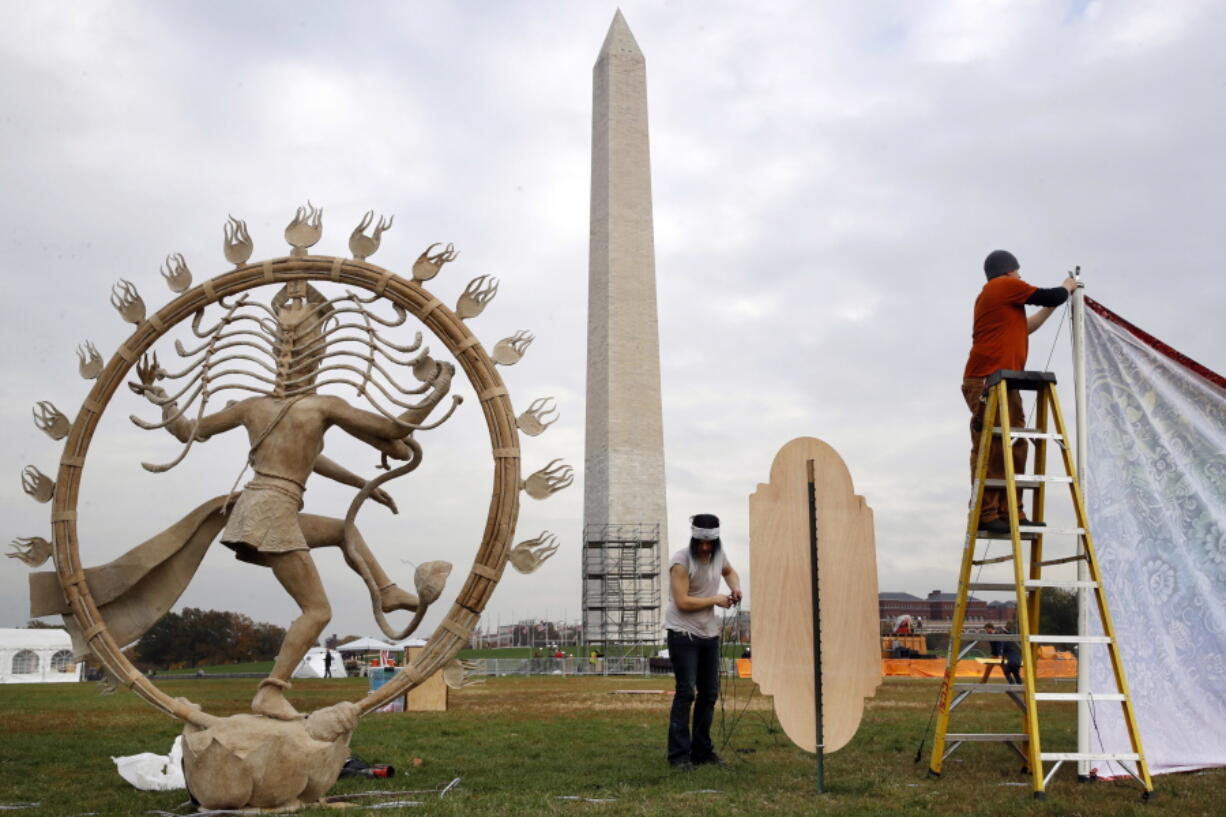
{"left": 13, "top": 203, "right": 572, "bottom": 810}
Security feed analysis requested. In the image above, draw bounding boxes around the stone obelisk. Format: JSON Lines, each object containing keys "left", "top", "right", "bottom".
{"left": 584, "top": 11, "right": 668, "bottom": 641}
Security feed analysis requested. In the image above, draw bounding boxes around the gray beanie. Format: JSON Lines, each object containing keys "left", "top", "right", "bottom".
{"left": 984, "top": 250, "right": 1019, "bottom": 280}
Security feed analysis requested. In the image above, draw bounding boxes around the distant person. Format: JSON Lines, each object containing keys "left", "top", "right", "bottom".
{"left": 964, "top": 250, "right": 1079, "bottom": 534}
{"left": 663, "top": 513, "right": 742, "bottom": 769}
{"left": 324, "top": 649, "right": 333, "bottom": 678}
{"left": 984, "top": 622, "right": 1022, "bottom": 684}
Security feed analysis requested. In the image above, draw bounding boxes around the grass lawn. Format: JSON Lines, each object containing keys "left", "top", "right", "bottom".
{"left": 0, "top": 675, "right": 1219, "bottom": 816}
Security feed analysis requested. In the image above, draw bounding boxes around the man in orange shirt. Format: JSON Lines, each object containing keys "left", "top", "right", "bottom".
{"left": 964, "top": 250, "right": 1079, "bottom": 533}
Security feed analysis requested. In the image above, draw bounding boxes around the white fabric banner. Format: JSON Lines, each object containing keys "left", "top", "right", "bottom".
{"left": 1083, "top": 298, "right": 1226, "bottom": 776}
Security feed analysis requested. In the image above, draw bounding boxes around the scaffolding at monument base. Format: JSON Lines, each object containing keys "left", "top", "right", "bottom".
{"left": 581, "top": 523, "right": 661, "bottom": 646}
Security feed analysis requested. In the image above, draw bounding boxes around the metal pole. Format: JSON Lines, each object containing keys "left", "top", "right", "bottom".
{"left": 807, "top": 460, "right": 825, "bottom": 794}
{"left": 1070, "top": 268, "right": 1091, "bottom": 778}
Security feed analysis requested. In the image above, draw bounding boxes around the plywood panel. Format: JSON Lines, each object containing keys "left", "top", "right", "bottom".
{"left": 749, "top": 437, "right": 880, "bottom": 753}
{"left": 405, "top": 647, "right": 448, "bottom": 712}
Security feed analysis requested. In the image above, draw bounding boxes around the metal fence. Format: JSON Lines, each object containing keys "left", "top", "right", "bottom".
{"left": 468, "top": 657, "right": 738, "bottom": 678}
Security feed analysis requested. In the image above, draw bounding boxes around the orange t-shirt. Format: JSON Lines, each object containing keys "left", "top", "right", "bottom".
{"left": 964, "top": 276, "right": 1038, "bottom": 378}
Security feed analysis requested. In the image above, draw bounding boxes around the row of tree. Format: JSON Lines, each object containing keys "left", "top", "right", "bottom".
{"left": 132, "top": 608, "right": 286, "bottom": 669}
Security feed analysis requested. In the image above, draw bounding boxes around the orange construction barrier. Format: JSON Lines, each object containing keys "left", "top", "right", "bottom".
{"left": 882, "top": 657, "right": 1077, "bottom": 679}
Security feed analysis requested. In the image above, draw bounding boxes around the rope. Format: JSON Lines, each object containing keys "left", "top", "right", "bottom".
{"left": 221, "top": 396, "right": 305, "bottom": 513}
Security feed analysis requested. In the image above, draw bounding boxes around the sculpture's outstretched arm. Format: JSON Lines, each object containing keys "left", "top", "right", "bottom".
{"left": 128, "top": 353, "right": 247, "bottom": 443}
{"left": 322, "top": 396, "right": 416, "bottom": 459}
{"left": 312, "top": 453, "right": 398, "bottom": 514}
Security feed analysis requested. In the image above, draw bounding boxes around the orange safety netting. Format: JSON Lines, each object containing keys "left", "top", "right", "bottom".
{"left": 882, "top": 657, "right": 1077, "bottom": 679}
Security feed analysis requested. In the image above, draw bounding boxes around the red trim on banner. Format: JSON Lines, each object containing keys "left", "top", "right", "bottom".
{"left": 1086, "top": 296, "right": 1226, "bottom": 389}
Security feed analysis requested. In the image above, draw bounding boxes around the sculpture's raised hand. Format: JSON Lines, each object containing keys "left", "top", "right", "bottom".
{"left": 371, "top": 487, "right": 399, "bottom": 515}
{"left": 128, "top": 353, "right": 167, "bottom": 399}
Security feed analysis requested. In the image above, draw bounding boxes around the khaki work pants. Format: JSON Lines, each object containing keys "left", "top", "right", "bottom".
{"left": 961, "top": 376, "right": 1027, "bottom": 524}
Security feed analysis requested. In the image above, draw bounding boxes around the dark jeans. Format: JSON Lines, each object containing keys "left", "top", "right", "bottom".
{"left": 667, "top": 630, "right": 720, "bottom": 764}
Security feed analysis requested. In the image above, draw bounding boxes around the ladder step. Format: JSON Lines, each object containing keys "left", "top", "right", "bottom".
{"left": 1040, "top": 752, "right": 1139, "bottom": 762}
{"left": 1033, "top": 692, "right": 1126, "bottom": 702}
{"left": 953, "top": 683, "right": 1024, "bottom": 693}
{"left": 984, "top": 476, "right": 1073, "bottom": 488}
{"left": 976, "top": 530, "right": 1040, "bottom": 541}
{"left": 992, "top": 427, "right": 1065, "bottom": 441}
{"left": 967, "top": 580, "right": 1099, "bottom": 590}
{"left": 962, "top": 633, "right": 1111, "bottom": 644}
{"left": 1030, "top": 634, "right": 1111, "bottom": 644}
{"left": 1026, "top": 579, "right": 1097, "bottom": 589}
{"left": 947, "top": 733, "right": 1029, "bottom": 742}
{"left": 975, "top": 526, "right": 1086, "bottom": 538}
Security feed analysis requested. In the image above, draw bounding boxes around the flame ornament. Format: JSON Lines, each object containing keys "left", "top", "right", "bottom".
{"left": 8, "top": 536, "right": 52, "bottom": 568}
{"left": 160, "top": 253, "right": 192, "bottom": 293}
{"left": 492, "top": 330, "right": 534, "bottom": 366}
{"left": 522, "top": 459, "right": 573, "bottom": 499}
{"left": 508, "top": 531, "right": 560, "bottom": 574}
{"left": 412, "top": 243, "right": 458, "bottom": 282}
{"left": 32, "top": 401, "right": 71, "bottom": 440}
{"left": 456, "top": 275, "right": 499, "bottom": 320}
{"left": 284, "top": 202, "right": 323, "bottom": 256}
{"left": 516, "top": 397, "right": 558, "bottom": 437}
{"left": 110, "top": 280, "right": 146, "bottom": 324}
{"left": 21, "top": 465, "right": 55, "bottom": 503}
{"left": 349, "top": 210, "right": 393, "bottom": 260}
{"left": 223, "top": 216, "right": 253, "bottom": 267}
{"left": 76, "top": 341, "right": 103, "bottom": 380}
{"left": 442, "top": 659, "right": 483, "bottom": 689}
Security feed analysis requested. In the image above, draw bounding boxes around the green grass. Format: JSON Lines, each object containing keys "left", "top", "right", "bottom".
{"left": 159, "top": 660, "right": 274, "bottom": 675}
{"left": 0, "top": 675, "right": 1220, "bottom": 816}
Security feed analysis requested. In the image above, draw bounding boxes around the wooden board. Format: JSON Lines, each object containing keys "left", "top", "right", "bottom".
{"left": 405, "top": 647, "right": 448, "bottom": 712}
{"left": 749, "top": 437, "right": 881, "bottom": 753}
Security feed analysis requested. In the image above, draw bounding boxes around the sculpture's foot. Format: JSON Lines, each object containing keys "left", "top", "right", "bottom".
{"left": 252, "top": 679, "right": 302, "bottom": 721}
{"left": 378, "top": 583, "right": 420, "bottom": 614}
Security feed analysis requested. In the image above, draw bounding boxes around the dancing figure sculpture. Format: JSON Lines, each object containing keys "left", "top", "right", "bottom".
{"left": 126, "top": 276, "right": 458, "bottom": 719}
{"left": 13, "top": 206, "right": 572, "bottom": 810}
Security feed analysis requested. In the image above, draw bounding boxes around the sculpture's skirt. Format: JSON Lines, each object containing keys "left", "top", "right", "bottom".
{"left": 221, "top": 475, "right": 308, "bottom": 555}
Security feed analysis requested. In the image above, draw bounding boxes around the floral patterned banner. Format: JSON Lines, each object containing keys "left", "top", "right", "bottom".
{"left": 1083, "top": 297, "right": 1226, "bottom": 776}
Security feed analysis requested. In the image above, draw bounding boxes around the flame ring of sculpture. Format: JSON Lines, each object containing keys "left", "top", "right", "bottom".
{"left": 49, "top": 256, "right": 519, "bottom": 724}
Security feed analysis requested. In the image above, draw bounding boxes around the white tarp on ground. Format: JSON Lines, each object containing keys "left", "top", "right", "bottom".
{"left": 1083, "top": 297, "right": 1226, "bottom": 776}
{"left": 113, "top": 736, "right": 185, "bottom": 791}
{"left": 292, "top": 647, "right": 344, "bottom": 679}
{"left": 0, "top": 628, "right": 82, "bottom": 684}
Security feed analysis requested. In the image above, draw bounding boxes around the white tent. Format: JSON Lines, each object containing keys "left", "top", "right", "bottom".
{"left": 335, "top": 637, "right": 398, "bottom": 652}
{"left": 0, "top": 628, "right": 82, "bottom": 684}
{"left": 292, "top": 647, "right": 344, "bottom": 679}
{"left": 390, "top": 637, "right": 427, "bottom": 650}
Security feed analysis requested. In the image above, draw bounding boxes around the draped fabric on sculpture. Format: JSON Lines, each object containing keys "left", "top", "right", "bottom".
{"left": 1083, "top": 297, "right": 1226, "bottom": 776}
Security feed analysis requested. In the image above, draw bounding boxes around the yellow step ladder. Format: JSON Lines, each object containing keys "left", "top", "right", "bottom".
{"left": 927, "top": 369, "right": 1152, "bottom": 799}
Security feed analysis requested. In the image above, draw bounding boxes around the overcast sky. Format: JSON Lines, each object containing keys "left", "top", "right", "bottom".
{"left": 2, "top": 1, "right": 1223, "bottom": 644}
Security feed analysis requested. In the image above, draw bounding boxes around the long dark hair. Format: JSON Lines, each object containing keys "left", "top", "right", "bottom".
{"left": 689, "top": 512, "right": 722, "bottom": 559}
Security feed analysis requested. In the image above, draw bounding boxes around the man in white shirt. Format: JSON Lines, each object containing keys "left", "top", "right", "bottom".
{"left": 663, "top": 513, "right": 742, "bottom": 768}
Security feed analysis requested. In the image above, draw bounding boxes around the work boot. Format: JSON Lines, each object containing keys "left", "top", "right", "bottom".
{"left": 982, "top": 518, "right": 1012, "bottom": 534}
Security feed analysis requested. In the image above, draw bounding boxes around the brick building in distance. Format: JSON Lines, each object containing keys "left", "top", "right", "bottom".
{"left": 879, "top": 591, "right": 1015, "bottom": 627}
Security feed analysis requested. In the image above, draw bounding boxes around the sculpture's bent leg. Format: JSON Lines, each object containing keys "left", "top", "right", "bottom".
{"left": 254, "top": 550, "right": 331, "bottom": 720}
{"left": 298, "top": 513, "right": 420, "bottom": 614}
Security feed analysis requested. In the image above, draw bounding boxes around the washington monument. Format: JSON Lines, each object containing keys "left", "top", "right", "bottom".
{"left": 583, "top": 11, "right": 668, "bottom": 642}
